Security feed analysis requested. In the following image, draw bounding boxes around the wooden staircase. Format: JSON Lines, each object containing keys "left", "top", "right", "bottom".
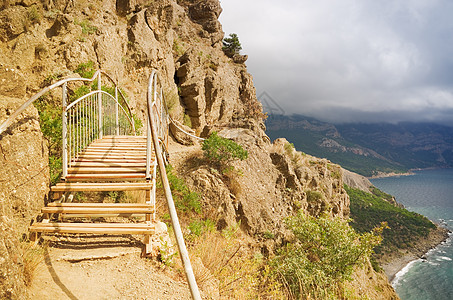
{"left": 30, "top": 136, "right": 157, "bottom": 251}
{"left": 66, "top": 135, "right": 150, "bottom": 181}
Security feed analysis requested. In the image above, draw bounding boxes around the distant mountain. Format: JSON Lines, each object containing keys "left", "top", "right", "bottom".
{"left": 265, "top": 114, "right": 453, "bottom": 176}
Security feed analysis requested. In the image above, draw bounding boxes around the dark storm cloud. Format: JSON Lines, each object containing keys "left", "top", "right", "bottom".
{"left": 219, "top": 0, "right": 453, "bottom": 125}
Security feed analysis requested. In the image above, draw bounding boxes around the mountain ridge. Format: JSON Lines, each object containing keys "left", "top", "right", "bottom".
{"left": 266, "top": 114, "right": 453, "bottom": 176}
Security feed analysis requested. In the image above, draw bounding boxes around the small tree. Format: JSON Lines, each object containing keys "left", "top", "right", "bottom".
{"left": 222, "top": 33, "right": 242, "bottom": 57}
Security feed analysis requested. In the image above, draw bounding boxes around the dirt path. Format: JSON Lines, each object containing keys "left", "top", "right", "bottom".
{"left": 28, "top": 235, "right": 191, "bottom": 299}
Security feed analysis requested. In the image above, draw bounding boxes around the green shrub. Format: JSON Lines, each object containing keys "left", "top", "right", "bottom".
{"left": 28, "top": 6, "right": 41, "bottom": 24}
{"left": 183, "top": 113, "right": 191, "bottom": 128}
{"left": 69, "top": 85, "right": 91, "bottom": 103}
{"left": 34, "top": 97, "right": 63, "bottom": 185}
{"left": 166, "top": 165, "right": 201, "bottom": 214}
{"left": 75, "top": 61, "right": 96, "bottom": 78}
{"left": 284, "top": 142, "right": 295, "bottom": 155}
{"left": 75, "top": 19, "right": 98, "bottom": 35}
{"left": 188, "top": 219, "right": 216, "bottom": 238}
{"left": 262, "top": 231, "right": 275, "bottom": 239}
{"left": 172, "top": 39, "right": 185, "bottom": 56}
{"left": 305, "top": 189, "right": 324, "bottom": 203}
{"left": 202, "top": 132, "right": 248, "bottom": 171}
{"left": 270, "top": 211, "right": 381, "bottom": 299}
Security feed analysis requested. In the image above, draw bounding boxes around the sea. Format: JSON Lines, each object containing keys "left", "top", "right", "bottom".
{"left": 370, "top": 168, "right": 453, "bottom": 300}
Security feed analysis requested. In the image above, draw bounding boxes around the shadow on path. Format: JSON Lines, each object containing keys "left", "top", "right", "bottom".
{"left": 44, "top": 247, "right": 78, "bottom": 300}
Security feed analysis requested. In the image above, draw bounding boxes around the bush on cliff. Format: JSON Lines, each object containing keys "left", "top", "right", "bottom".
{"left": 270, "top": 211, "right": 382, "bottom": 299}
{"left": 202, "top": 131, "right": 248, "bottom": 172}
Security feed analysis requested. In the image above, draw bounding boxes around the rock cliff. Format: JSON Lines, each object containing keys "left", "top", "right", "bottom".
{"left": 0, "top": 82, "right": 49, "bottom": 298}
{"left": 0, "top": 0, "right": 397, "bottom": 298}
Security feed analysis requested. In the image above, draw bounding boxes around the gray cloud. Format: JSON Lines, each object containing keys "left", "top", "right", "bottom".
{"left": 219, "top": 0, "right": 453, "bottom": 125}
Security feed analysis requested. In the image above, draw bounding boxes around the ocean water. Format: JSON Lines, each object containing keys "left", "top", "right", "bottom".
{"left": 371, "top": 169, "right": 453, "bottom": 300}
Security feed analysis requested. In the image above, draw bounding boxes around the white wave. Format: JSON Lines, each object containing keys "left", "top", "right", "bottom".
{"left": 392, "top": 260, "right": 419, "bottom": 287}
{"left": 428, "top": 262, "right": 440, "bottom": 266}
{"left": 437, "top": 256, "right": 452, "bottom": 261}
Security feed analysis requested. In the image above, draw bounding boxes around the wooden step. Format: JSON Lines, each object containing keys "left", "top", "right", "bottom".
{"left": 85, "top": 146, "right": 146, "bottom": 155}
{"left": 52, "top": 182, "right": 152, "bottom": 192}
{"left": 47, "top": 203, "right": 152, "bottom": 207}
{"left": 71, "top": 161, "right": 146, "bottom": 168}
{"left": 29, "top": 222, "right": 155, "bottom": 235}
{"left": 68, "top": 167, "right": 146, "bottom": 174}
{"left": 65, "top": 173, "right": 147, "bottom": 181}
{"left": 74, "top": 157, "right": 149, "bottom": 161}
{"left": 82, "top": 149, "right": 147, "bottom": 154}
{"left": 75, "top": 156, "right": 147, "bottom": 161}
{"left": 88, "top": 143, "right": 147, "bottom": 147}
{"left": 42, "top": 206, "right": 154, "bottom": 215}
{"left": 100, "top": 135, "right": 147, "bottom": 139}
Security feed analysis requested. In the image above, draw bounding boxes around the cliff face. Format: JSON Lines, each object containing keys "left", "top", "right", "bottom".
{"left": 176, "top": 134, "right": 349, "bottom": 253}
{"left": 0, "top": 0, "right": 397, "bottom": 298}
{"left": 0, "top": 79, "right": 49, "bottom": 298}
{"left": 0, "top": 0, "right": 265, "bottom": 137}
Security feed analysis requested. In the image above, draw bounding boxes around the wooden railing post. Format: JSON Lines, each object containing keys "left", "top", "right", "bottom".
{"left": 115, "top": 86, "right": 119, "bottom": 135}
{"left": 62, "top": 82, "right": 68, "bottom": 180}
{"left": 146, "top": 113, "right": 152, "bottom": 179}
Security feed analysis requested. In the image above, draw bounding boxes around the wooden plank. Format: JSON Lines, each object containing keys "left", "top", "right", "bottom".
{"left": 67, "top": 167, "right": 146, "bottom": 174}
{"left": 31, "top": 222, "right": 154, "bottom": 228}
{"left": 85, "top": 145, "right": 146, "bottom": 153}
{"left": 88, "top": 143, "right": 147, "bottom": 147}
{"left": 29, "top": 223, "right": 155, "bottom": 234}
{"left": 80, "top": 153, "right": 146, "bottom": 158}
{"left": 70, "top": 162, "right": 146, "bottom": 167}
{"left": 52, "top": 183, "right": 152, "bottom": 192}
{"left": 59, "top": 214, "right": 148, "bottom": 218}
{"left": 72, "top": 159, "right": 148, "bottom": 164}
{"left": 75, "top": 155, "right": 147, "bottom": 159}
{"left": 82, "top": 149, "right": 147, "bottom": 153}
{"left": 90, "top": 144, "right": 145, "bottom": 147}
{"left": 41, "top": 207, "right": 154, "bottom": 214}
{"left": 99, "top": 135, "right": 147, "bottom": 139}
{"left": 65, "top": 173, "right": 147, "bottom": 179}
{"left": 54, "top": 182, "right": 152, "bottom": 187}
{"left": 47, "top": 202, "right": 152, "bottom": 207}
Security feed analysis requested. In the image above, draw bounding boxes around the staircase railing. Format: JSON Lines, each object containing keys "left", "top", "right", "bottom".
{"left": 146, "top": 70, "right": 201, "bottom": 300}
{"left": 0, "top": 70, "right": 136, "bottom": 180}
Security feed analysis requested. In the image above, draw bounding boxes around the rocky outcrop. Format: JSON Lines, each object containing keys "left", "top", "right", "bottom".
{"left": 0, "top": 0, "right": 263, "bottom": 136}
{"left": 179, "top": 133, "right": 349, "bottom": 254}
{"left": 342, "top": 168, "right": 373, "bottom": 193}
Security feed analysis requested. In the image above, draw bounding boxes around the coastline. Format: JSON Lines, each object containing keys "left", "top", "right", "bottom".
{"left": 368, "top": 171, "right": 414, "bottom": 179}
{"left": 380, "top": 225, "right": 451, "bottom": 282}
{"left": 369, "top": 167, "right": 453, "bottom": 179}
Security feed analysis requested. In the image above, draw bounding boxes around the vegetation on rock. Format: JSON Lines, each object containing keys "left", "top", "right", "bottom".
{"left": 269, "top": 211, "right": 383, "bottom": 299}
{"left": 165, "top": 165, "right": 202, "bottom": 215}
{"left": 202, "top": 131, "right": 248, "bottom": 172}
{"left": 34, "top": 96, "right": 63, "bottom": 185}
{"left": 346, "top": 185, "right": 436, "bottom": 256}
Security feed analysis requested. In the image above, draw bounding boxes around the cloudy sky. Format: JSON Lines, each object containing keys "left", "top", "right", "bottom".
{"left": 219, "top": 0, "right": 453, "bottom": 125}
